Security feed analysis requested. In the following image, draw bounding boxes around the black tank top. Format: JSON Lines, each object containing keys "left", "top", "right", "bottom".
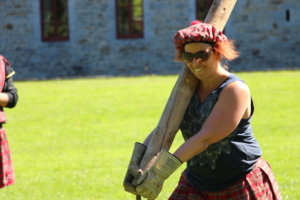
{"left": 179, "top": 74, "right": 262, "bottom": 192}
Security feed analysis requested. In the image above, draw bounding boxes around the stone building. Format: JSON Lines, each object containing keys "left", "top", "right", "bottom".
{"left": 0, "top": 0, "right": 299, "bottom": 80}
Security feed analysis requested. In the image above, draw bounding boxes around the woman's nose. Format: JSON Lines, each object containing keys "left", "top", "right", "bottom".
{"left": 192, "top": 57, "right": 201, "bottom": 65}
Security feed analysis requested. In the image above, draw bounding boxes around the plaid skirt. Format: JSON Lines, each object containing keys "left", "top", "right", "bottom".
{"left": 169, "top": 157, "right": 281, "bottom": 200}
{"left": 0, "top": 127, "right": 15, "bottom": 188}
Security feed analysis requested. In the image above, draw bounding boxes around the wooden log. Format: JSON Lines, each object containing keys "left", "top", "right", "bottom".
{"left": 139, "top": 0, "right": 238, "bottom": 177}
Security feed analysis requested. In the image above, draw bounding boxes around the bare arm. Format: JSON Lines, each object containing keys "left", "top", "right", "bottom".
{"left": 0, "top": 93, "right": 9, "bottom": 107}
{"left": 173, "top": 81, "right": 251, "bottom": 162}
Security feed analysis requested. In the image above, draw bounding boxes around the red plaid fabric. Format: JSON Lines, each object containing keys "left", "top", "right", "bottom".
{"left": 0, "top": 127, "right": 15, "bottom": 188}
{"left": 169, "top": 157, "right": 281, "bottom": 200}
{"left": 174, "top": 20, "right": 227, "bottom": 51}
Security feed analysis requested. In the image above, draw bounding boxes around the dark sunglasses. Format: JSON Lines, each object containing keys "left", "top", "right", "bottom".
{"left": 182, "top": 49, "right": 214, "bottom": 63}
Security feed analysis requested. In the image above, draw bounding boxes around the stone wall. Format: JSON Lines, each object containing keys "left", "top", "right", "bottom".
{"left": 0, "top": 0, "right": 299, "bottom": 80}
{"left": 227, "top": 0, "right": 300, "bottom": 71}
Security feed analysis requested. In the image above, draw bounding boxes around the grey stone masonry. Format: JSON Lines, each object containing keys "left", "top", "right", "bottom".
{"left": 0, "top": 0, "right": 299, "bottom": 80}
{"left": 227, "top": 0, "right": 300, "bottom": 72}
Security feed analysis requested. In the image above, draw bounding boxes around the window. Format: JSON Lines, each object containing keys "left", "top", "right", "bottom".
{"left": 196, "top": 0, "right": 213, "bottom": 21}
{"left": 116, "top": 0, "right": 143, "bottom": 39}
{"left": 286, "top": 10, "right": 290, "bottom": 22}
{"left": 40, "top": 0, "right": 69, "bottom": 41}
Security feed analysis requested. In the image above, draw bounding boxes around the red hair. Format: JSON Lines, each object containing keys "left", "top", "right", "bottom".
{"left": 214, "top": 40, "right": 240, "bottom": 61}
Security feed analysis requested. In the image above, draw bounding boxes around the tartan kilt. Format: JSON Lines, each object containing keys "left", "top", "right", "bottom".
{"left": 169, "top": 157, "right": 281, "bottom": 200}
{"left": 0, "top": 127, "right": 15, "bottom": 188}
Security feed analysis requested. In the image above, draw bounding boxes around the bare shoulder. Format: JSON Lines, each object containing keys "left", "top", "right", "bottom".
{"left": 220, "top": 80, "right": 250, "bottom": 100}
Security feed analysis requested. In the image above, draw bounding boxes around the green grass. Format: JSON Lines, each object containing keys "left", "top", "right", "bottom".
{"left": 0, "top": 71, "right": 299, "bottom": 199}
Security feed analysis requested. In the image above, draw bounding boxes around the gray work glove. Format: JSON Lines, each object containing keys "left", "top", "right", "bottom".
{"left": 136, "top": 148, "right": 183, "bottom": 200}
{"left": 123, "top": 142, "right": 147, "bottom": 195}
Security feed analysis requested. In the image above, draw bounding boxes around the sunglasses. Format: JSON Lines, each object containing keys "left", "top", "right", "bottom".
{"left": 182, "top": 49, "right": 214, "bottom": 63}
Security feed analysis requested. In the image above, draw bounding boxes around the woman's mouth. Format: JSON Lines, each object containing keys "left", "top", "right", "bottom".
{"left": 194, "top": 68, "right": 203, "bottom": 72}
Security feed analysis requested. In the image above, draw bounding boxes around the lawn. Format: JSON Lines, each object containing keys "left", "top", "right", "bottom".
{"left": 0, "top": 71, "right": 299, "bottom": 199}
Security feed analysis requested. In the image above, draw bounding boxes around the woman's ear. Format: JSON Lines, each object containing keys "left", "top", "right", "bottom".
{"left": 216, "top": 52, "right": 221, "bottom": 60}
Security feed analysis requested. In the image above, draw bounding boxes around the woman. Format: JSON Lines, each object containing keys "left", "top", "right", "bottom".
{"left": 0, "top": 55, "right": 18, "bottom": 188}
{"left": 124, "top": 21, "right": 281, "bottom": 200}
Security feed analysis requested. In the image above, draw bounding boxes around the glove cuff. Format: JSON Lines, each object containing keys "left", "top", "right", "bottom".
{"left": 152, "top": 148, "right": 182, "bottom": 179}
{"left": 131, "top": 142, "right": 147, "bottom": 164}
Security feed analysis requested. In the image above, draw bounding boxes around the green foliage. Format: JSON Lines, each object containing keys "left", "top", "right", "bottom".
{"left": 0, "top": 71, "right": 299, "bottom": 199}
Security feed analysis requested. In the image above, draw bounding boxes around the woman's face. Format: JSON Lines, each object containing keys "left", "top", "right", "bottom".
{"left": 183, "top": 42, "right": 219, "bottom": 80}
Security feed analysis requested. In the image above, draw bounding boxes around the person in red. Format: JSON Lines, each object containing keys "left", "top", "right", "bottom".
{"left": 0, "top": 55, "right": 18, "bottom": 188}
{"left": 124, "top": 21, "right": 282, "bottom": 199}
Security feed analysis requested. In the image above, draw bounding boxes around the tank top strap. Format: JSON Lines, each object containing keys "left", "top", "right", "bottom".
{"left": 214, "top": 74, "right": 244, "bottom": 95}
